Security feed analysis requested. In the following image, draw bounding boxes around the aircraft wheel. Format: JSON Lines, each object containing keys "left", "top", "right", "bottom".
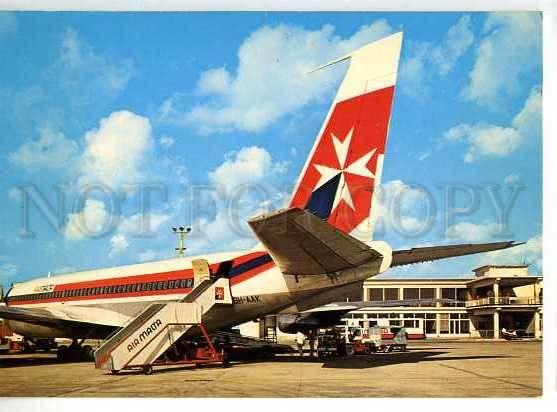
{"left": 143, "top": 365, "right": 153, "bottom": 375}
{"left": 110, "top": 369, "right": 119, "bottom": 375}
{"left": 83, "top": 345, "right": 94, "bottom": 361}
{"left": 57, "top": 345, "right": 68, "bottom": 361}
{"left": 23, "top": 340, "right": 36, "bottom": 354}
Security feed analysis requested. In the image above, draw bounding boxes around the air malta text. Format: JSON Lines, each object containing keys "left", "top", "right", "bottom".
{"left": 127, "top": 319, "right": 163, "bottom": 352}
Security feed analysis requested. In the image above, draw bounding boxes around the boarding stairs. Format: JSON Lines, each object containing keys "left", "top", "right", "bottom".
{"left": 94, "top": 260, "right": 232, "bottom": 374}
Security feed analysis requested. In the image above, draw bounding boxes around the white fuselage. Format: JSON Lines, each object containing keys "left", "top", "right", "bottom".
{"left": 5, "top": 242, "right": 392, "bottom": 338}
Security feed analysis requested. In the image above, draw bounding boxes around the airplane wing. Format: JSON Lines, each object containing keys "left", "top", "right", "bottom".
{"left": 0, "top": 305, "right": 119, "bottom": 338}
{"left": 302, "top": 298, "right": 462, "bottom": 314}
{"left": 390, "top": 242, "right": 521, "bottom": 267}
{"left": 248, "top": 208, "right": 382, "bottom": 275}
{"left": 278, "top": 298, "right": 461, "bottom": 333}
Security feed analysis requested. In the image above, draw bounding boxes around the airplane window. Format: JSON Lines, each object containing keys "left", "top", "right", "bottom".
{"left": 157, "top": 281, "right": 163, "bottom": 290}
{"left": 168, "top": 280, "right": 175, "bottom": 289}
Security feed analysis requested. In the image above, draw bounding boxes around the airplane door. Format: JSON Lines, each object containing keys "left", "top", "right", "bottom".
{"left": 192, "top": 259, "right": 211, "bottom": 287}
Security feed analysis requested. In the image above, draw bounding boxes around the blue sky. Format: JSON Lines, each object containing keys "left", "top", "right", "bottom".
{"left": 0, "top": 11, "right": 542, "bottom": 287}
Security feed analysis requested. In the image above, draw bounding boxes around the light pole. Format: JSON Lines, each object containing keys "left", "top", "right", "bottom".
{"left": 172, "top": 226, "right": 191, "bottom": 257}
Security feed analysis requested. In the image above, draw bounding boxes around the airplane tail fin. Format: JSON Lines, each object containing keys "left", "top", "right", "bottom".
{"left": 289, "top": 32, "right": 403, "bottom": 242}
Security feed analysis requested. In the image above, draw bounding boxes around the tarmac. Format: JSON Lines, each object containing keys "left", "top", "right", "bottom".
{"left": 0, "top": 340, "right": 542, "bottom": 398}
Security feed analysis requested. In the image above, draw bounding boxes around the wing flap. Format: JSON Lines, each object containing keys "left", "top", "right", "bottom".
{"left": 248, "top": 208, "right": 381, "bottom": 275}
{"left": 391, "top": 241, "right": 521, "bottom": 267}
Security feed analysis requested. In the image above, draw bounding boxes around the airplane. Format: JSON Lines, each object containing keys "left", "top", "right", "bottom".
{"left": 0, "top": 32, "right": 519, "bottom": 360}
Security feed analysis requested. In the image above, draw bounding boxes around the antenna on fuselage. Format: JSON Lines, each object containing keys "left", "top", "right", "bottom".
{"left": 172, "top": 226, "right": 191, "bottom": 257}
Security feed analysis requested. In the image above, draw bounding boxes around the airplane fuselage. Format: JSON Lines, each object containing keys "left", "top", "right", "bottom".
{"left": 5, "top": 242, "right": 392, "bottom": 338}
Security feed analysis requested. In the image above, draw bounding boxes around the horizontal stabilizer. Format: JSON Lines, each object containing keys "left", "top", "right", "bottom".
{"left": 391, "top": 241, "right": 522, "bottom": 267}
{"left": 248, "top": 208, "right": 382, "bottom": 275}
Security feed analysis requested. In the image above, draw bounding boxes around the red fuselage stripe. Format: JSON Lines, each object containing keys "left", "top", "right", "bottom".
{"left": 8, "top": 251, "right": 275, "bottom": 306}
{"left": 10, "top": 288, "right": 194, "bottom": 306}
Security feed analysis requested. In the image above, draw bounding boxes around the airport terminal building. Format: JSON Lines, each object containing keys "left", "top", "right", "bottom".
{"left": 348, "top": 265, "right": 543, "bottom": 339}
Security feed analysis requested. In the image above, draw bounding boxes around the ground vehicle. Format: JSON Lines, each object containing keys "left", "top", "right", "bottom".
{"left": 316, "top": 331, "right": 343, "bottom": 357}
{"left": 348, "top": 325, "right": 408, "bottom": 354}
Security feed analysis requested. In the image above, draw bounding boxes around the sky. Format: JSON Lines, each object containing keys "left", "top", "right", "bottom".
{"left": 0, "top": 11, "right": 542, "bottom": 287}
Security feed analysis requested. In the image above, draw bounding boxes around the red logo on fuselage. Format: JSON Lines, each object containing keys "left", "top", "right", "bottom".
{"left": 290, "top": 86, "right": 395, "bottom": 235}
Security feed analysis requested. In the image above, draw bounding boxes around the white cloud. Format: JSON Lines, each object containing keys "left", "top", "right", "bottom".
{"left": 8, "top": 128, "right": 79, "bottom": 170}
{"left": 187, "top": 146, "right": 289, "bottom": 253}
{"left": 371, "top": 179, "right": 430, "bottom": 236}
{"left": 431, "top": 15, "right": 475, "bottom": 75}
{"left": 400, "top": 15, "right": 474, "bottom": 98}
{"left": 444, "top": 85, "right": 541, "bottom": 162}
{"left": 463, "top": 12, "right": 541, "bottom": 107}
{"left": 446, "top": 124, "right": 522, "bottom": 163}
{"left": 512, "top": 85, "right": 542, "bottom": 139}
{"left": 159, "top": 135, "right": 175, "bottom": 148}
{"left": 209, "top": 146, "right": 287, "bottom": 193}
{"left": 7, "top": 187, "right": 21, "bottom": 201}
{"left": 445, "top": 221, "right": 504, "bottom": 242}
{"left": 417, "top": 151, "right": 431, "bottom": 161}
{"left": 64, "top": 198, "right": 110, "bottom": 241}
{"left": 79, "top": 111, "right": 153, "bottom": 187}
{"left": 56, "top": 28, "right": 134, "bottom": 103}
{"left": 138, "top": 249, "right": 165, "bottom": 262}
{"left": 504, "top": 174, "right": 520, "bottom": 186}
{"left": 108, "top": 234, "right": 129, "bottom": 257}
{"left": 0, "top": 12, "right": 17, "bottom": 36}
{"left": 478, "top": 234, "right": 542, "bottom": 272}
{"left": 0, "top": 255, "right": 17, "bottom": 282}
{"left": 197, "top": 67, "right": 232, "bottom": 95}
{"left": 118, "top": 212, "right": 171, "bottom": 235}
{"left": 161, "top": 21, "right": 394, "bottom": 134}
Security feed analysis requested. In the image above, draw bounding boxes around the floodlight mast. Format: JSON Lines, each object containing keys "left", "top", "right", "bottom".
{"left": 172, "top": 226, "right": 191, "bottom": 257}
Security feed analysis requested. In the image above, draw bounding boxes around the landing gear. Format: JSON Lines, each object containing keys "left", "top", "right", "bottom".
{"left": 56, "top": 339, "right": 95, "bottom": 362}
{"left": 143, "top": 365, "right": 153, "bottom": 375}
{"left": 22, "top": 339, "right": 36, "bottom": 354}
{"left": 57, "top": 345, "right": 68, "bottom": 360}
